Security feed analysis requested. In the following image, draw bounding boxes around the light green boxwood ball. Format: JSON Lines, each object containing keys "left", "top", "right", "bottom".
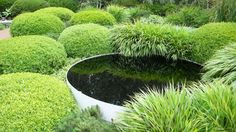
{"left": 0, "top": 73, "right": 75, "bottom": 131}
{"left": 191, "top": 22, "right": 236, "bottom": 63}
{"left": 0, "top": 35, "right": 67, "bottom": 74}
{"left": 70, "top": 10, "right": 116, "bottom": 26}
{"left": 58, "top": 24, "right": 112, "bottom": 58}
{"left": 10, "top": 13, "right": 65, "bottom": 37}
{"left": 35, "top": 7, "right": 75, "bottom": 21}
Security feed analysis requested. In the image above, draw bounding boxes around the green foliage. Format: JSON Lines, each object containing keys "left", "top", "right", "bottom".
{"left": 125, "top": 7, "right": 153, "bottom": 22}
{"left": 106, "top": 5, "right": 129, "bottom": 23}
{"left": 35, "top": 7, "right": 75, "bottom": 21}
{"left": 46, "top": 0, "right": 78, "bottom": 11}
{"left": 166, "top": 6, "right": 210, "bottom": 27}
{"left": 190, "top": 22, "right": 236, "bottom": 63}
{"left": 202, "top": 42, "right": 236, "bottom": 85}
{"left": 112, "top": 0, "right": 139, "bottom": 7}
{"left": 117, "top": 81, "right": 236, "bottom": 131}
{"left": 140, "top": 15, "right": 165, "bottom": 24}
{"left": 70, "top": 9, "right": 116, "bottom": 26}
{"left": 0, "top": 0, "right": 16, "bottom": 12}
{"left": 213, "top": 0, "right": 236, "bottom": 22}
{"left": 0, "top": 73, "right": 75, "bottom": 131}
{"left": 110, "top": 23, "right": 193, "bottom": 60}
{"left": 140, "top": 3, "right": 178, "bottom": 16}
{"left": 58, "top": 24, "right": 112, "bottom": 58}
{"left": 0, "top": 35, "right": 67, "bottom": 74}
{"left": 10, "top": 13, "right": 64, "bottom": 37}
{"left": 55, "top": 106, "right": 118, "bottom": 132}
{"left": 0, "top": 23, "right": 4, "bottom": 30}
{"left": 10, "top": 0, "right": 49, "bottom": 17}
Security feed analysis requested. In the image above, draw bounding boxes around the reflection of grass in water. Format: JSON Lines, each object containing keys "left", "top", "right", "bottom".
{"left": 71, "top": 55, "right": 200, "bottom": 83}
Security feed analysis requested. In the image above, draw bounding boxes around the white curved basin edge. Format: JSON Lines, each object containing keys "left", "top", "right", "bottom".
{"left": 66, "top": 79, "right": 126, "bottom": 122}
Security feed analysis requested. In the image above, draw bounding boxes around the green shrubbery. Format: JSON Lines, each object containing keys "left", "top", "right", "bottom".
{"left": 117, "top": 81, "right": 236, "bottom": 131}
{"left": 213, "top": 0, "right": 236, "bottom": 22}
{"left": 140, "top": 15, "right": 165, "bottom": 24}
{"left": 0, "top": 24, "right": 4, "bottom": 30}
{"left": 106, "top": 5, "right": 129, "bottom": 23}
{"left": 10, "top": 0, "right": 49, "bottom": 17}
{"left": 125, "top": 7, "right": 153, "bottom": 22}
{"left": 0, "top": 35, "right": 67, "bottom": 74}
{"left": 110, "top": 23, "right": 193, "bottom": 60}
{"left": 0, "top": 73, "right": 75, "bottom": 131}
{"left": 190, "top": 22, "right": 236, "bottom": 63}
{"left": 202, "top": 42, "right": 236, "bottom": 85}
{"left": 140, "top": 3, "right": 178, "bottom": 16}
{"left": 0, "top": 0, "right": 16, "bottom": 12}
{"left": 10, "top": 13, "right": 64, "bottom": 37}
{"left": 35, "top": 7, "right": 74, "bottom": 21}
{"left": 56, "top": 106, "right": 117, "bottom": 132}
{"left": 58, "top": 24, "right": 111, "bottom": 58}
{"left": 70, "top": 9, "right": 116, "bottom": 26}
{"left": 166, "top": 6, "right": 210, "bottom": 27}
{"left": 112, "top": 0, "right": 139, "bottom": 7}
{"left": 46, "top": 0, "right": 78, "bottom": 11}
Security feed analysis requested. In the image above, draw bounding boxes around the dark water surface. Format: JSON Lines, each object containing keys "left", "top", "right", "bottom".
{"left": 67, "top": 54, "right": 201, "bottom": 105}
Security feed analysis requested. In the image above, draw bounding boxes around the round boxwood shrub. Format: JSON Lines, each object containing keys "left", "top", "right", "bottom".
{"left": 110, "top": 23, "right": 193, "bottom": 60}
{"left": 46, "top": 0, "right": 78, "bottom": 11}
{"left": 70, "top": 10, "right": 116, "bottom": 26}
{"left": 10, "top": 13, "right": 64, "bottom": 37}
{"left": 0, "top": 73, "right": 75, "bottom": 131}
{"left": 10, "top": 0, "right": 50, "bottom": 17}
{"left": 0, "top": 35, "right": 67, "bottom": 74}
{"left": 202, "top": 42, "right": 236, "bottom": 85}
{"left": 0, "top": 0, "right": 16, "bottom": 12}
{"left": 35, "top": 7, "right": 74, "bottom": 21}
{"left": 58, "top": 24, "right": 111, "bottom": 58}
{"left": 191, "top": 22, "right": 236, "bottom": 63}
{"left": 117, "top": 81, "right": 236, "bottom": 131}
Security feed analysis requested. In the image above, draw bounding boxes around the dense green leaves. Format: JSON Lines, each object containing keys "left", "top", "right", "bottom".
{"left": 190, "top": 22, "right": 236, "bottom": 63}
{"left": 35, "top": 7, "right": 74, "bottom": 21}
{"left": 106, "top": 5, "right": 129, "bottom": 23}
{"left": 10, "top": 0, "right": 49, "bottom": 17}
{"left": 58, "top": 24, "right": 112, "bottom": 58}
{"left": 70, "top": 9, "right": 116, "bottom": 26}
{"left": 0, "top": 35, "right": 67, "bottom": 74}
{"left": 46, "top": 0, "right": 78, "bottom": 11}
{"left": 117, "top": 81, "right": 236, "bottom": 131}
{"left": 110, "top": 23, "right": 193, "bottom": 60}
{"left": 0, "top": 73, "right": 75, "bottom": 131}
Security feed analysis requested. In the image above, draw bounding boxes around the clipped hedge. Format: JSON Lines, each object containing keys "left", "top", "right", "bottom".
{"left": 58, "top": 24, "right": 111, "bottom": 58}
{"left": 46, "top": 0, "right": 78, "bottom": 11}
{"left": 117, "top": 81, "right": 236, "bottom": 131}
{"left": 0, "top": 73, "right": 75, "bottom": 131}
{"left": 110, "top": 23, "right": 193, "bottom": 60}
{"left": 202, "top": 42, "right": 236, "bottom": 84}
{"left": 0, "top": 35, "right": 67, "bottom": 74}
{"left": 70, "top": 10, "right": 116, "bottom": 26}
{"left": 0, "top": 0, "right": 16, "bottom": 12}
{"left": 10, "top": 13, "right": 64, "bottom": 37}
{"left": 166, "top": 6, "right": 210, "bottom": 27}
{"left": 191, "top": 22, "right": 236, "bottom": 63}
{"left": 35, "top": 7, "right": 74, "bottom": 21}
{"left": 10, "top": 0, "right": 50, "bottom": 17}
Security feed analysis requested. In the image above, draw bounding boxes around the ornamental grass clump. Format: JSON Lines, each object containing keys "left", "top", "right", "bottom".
{"left": 110, "top": 23, "right": 193, "bottom": 60}
{"left": 10, "top": 13, "right": 64, "bottom": 37}
{"left": 0, "top": 35, "right": 67, "bottom": 74}
{"left": 106, "top": 5, "right": 129, "bottom": 23}
{"left": 191, "top": 22, "right": 236, "bottom": 63}
{"left": 117, "top": 81, "right": 236, "bottom": 131}
{"left": 35, "top": 7, "right": 75, "bottom": 21}
{"left": 202, "top": 42, "right": 236, "bottom": 85}
{"left": 0, "top": 73, "right": 75, "bottom": 131}
{"left": 70, "top": 9, "right": 116, "bottom": 26}
{"left": 58, "top": 24, "right": 111, "bottom": 58}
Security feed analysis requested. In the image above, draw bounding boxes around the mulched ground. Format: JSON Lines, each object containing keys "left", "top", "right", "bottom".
{"left": 0, "top": 29, "right": 11, "bottom": 40}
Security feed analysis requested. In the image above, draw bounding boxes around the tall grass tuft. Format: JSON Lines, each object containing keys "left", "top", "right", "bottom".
{"left": 117, "top": 81, "right": 236, "bottom": 131}
{"left": 202, "top": 42, "right": 236, "bottom": 85}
